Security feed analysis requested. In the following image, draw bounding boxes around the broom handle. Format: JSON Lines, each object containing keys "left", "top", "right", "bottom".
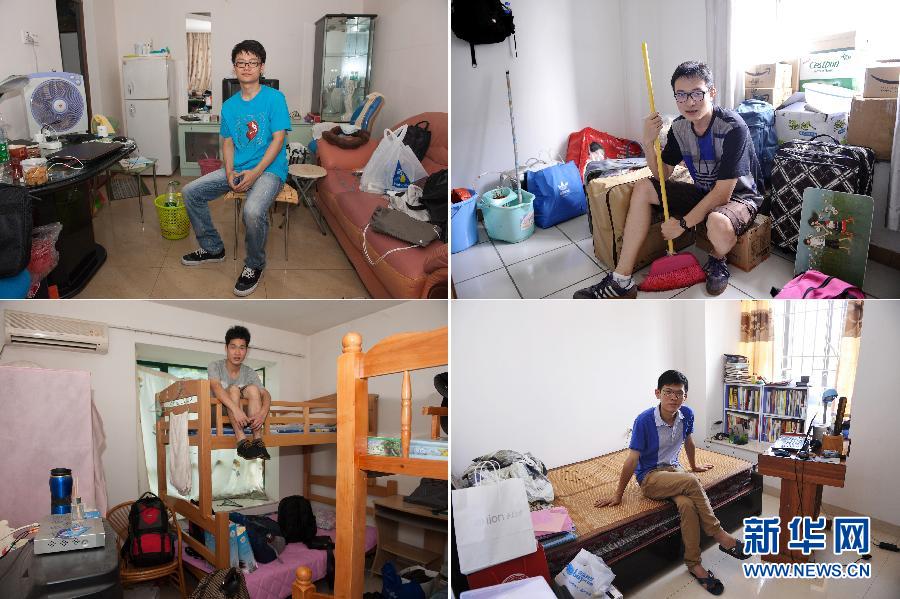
{"left": 505, "top": 70, "right": 522, "bottom": 202}
{"left": 641, "top": 42, "right": 674, "bottom": 256}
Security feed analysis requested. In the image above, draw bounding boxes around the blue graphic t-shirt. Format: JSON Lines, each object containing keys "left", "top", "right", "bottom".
{"left": 220, "top": 85, "right": 291, "bottom": 182}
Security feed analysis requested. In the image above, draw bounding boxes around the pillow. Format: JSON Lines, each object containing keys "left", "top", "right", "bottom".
{"left": 313, "top": 506, "right": 336, "bottom": 530}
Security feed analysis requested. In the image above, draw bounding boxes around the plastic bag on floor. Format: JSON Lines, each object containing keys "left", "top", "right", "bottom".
{"left": 554, "top": 549, "right": 615, "bottom": 598}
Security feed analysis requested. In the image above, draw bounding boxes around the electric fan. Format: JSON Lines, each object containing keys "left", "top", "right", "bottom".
{"left": 23, "top": 72, "right": 89, "bottom": 137}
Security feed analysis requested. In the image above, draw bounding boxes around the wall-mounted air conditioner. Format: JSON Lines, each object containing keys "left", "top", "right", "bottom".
{"left": 3, "top": 310, "right": 108, "bottom": 354}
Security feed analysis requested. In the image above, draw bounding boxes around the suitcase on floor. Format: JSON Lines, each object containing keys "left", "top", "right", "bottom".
{"left": 769, "top": 137, "right": 875, "bottom": 253}
{"left": 586, "top": 166, "right": 694, "bottom": 271}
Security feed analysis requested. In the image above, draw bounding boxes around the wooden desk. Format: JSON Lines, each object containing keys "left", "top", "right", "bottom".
{"left": 371, "top": 494, "right": 448, "bottom": 574}
{"left": 757, "top": 447, "right": 848, "bottom": 563}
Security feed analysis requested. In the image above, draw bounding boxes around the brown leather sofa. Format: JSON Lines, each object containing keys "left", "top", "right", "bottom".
{"left": 315, "top": 112, "right": 448, "bottom": 298}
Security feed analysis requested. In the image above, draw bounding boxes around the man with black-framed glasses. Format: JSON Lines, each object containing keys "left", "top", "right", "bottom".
{"left": 594, "top": 370, "right": 749, "bottom": 595}
{"left": 181, "top": 39, "right": 291, "bottom": 297}
{"left": 574, "top": 61, "right": 764, "bottom": 299}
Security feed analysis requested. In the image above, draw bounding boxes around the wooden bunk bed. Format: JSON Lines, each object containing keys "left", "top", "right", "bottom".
{"left": 292, "top": 326, "right": 449, "bottom": 599}
{"left": 154, "top": 379, "right": 376, "bottom": 571}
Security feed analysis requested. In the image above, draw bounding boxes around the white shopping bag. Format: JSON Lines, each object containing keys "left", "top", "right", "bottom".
{"left": 452, "top": 476, "right": 536, "bottom": 575}
{"left": 360, "top": 126, "right": 428, "bottom": 194}
{"left": 554, "top": 548, "right": 615, "bottom": 598}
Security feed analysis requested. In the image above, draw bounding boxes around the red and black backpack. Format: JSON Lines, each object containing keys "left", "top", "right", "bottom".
{"left": 121, "top": 492, "right": 175, "bottom": 567}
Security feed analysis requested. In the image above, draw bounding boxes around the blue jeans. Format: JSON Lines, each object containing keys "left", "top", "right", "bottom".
{"left": 182, "top": 168, "right": 283, "bottom": 270}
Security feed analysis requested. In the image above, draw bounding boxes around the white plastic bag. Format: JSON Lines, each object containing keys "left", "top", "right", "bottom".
{"left": 360, "top": 126, "right": 428, "bottom": 194}
{"left": 386, "top": 184, "right": 429, "bottom": 221}
{"left": 554, "top": 549, "right": 615, "bottom": 598}
{"left": 451, "top": 464, "right": 536, "bottom": 574}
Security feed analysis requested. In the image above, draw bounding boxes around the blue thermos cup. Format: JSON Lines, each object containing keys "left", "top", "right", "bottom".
{"left": 49, "top": 468, "right": 73, "bottom": 514}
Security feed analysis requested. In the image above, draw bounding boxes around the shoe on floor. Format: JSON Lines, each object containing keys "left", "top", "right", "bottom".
{"left": 181, "top": 248, "right": 225, "bottom": 265}
{"left": 690, "top": 568, "right": 724, "bottom": 595}
{"left": 573, "top": 272, "right": 637, "bottom": 299}
{"left": 236, "top": 438, "right": 260, "bottom": 459}
{"left": 251, "top": 439, "right": 271, "bottom": 460}
{"left": 234, "top": 266, "right": 262, "bottom": 297}
{"left": 704, "top": 256, "right": 730, "bottom": 296}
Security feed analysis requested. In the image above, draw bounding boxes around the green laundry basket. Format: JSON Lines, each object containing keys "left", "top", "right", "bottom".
{"left": 153, "top": 193, "right": 191, "bottom": 240}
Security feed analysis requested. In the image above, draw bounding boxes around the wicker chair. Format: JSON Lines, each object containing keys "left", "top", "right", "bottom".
{"left": 106, "top": 499, "right": 187, "bottom": 598}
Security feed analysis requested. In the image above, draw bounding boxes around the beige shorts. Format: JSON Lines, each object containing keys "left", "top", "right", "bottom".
{"left": 649, "top": 178, "right": 759, "bottom": 236}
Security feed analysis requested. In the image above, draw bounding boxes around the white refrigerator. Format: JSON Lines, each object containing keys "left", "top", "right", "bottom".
{"left": 122, "top": 57, "right": 179, "bottom": 175}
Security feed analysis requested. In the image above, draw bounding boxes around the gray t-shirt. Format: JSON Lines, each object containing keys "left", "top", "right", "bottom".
{"left": 207, "top": 359, "right": 262, "bottom": 389}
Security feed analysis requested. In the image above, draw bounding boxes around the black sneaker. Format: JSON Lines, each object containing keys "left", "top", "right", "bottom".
{"left": 181, "top": 248, "right": 225, "bottom": 265}
{"left": 236, "top": 438, "right": 260, "bottom": 459}
{"left": 251, "top": 439, "right": 271, "bottom": 460}
{"left": 234, "top": 266, "right": 262, "bottom": 297}
{"left": 704, "top": 256, "right": 730, "bottom": 296}
{"left": 573, "top": 272, "right": 637, "bottom": 299}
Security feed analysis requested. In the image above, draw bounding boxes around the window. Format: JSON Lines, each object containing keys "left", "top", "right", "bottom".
{"left": 772, "top": 301, "right": 847, "bottom": 388}
{"left": 138, "top": 360, "right": 266, "bottom": 386}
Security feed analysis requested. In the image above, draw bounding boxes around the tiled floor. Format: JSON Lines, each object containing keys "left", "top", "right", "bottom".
{"left": 452, "top": 215, "right": 900, "bottom": 299}
{"left": 622, "top": 492, "right": 900, "bottom": 599}
{"left": 78, "top": 172, "right": 370, "bottom": 299}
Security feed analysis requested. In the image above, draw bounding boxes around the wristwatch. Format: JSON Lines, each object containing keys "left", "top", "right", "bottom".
{"left": 678, "top": 217, "right": 690, "bottom": 231}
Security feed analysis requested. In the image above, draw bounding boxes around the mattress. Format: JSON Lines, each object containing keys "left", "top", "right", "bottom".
{"left": 543, "top": 447, "right": 754, "bottom": 574}
{"left": 182, "top": 524, "right": 377, "bottom": 599}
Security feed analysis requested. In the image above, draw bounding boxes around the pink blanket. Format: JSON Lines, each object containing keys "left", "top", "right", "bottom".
{"left": 182, "top": 526, "right": 378, "bottom": 599}
{"left": 0, "top": 366, "right": 107, "bottom": 526}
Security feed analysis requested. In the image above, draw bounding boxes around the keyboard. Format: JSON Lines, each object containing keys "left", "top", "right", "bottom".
{"left": 772, "top": 435, "right": 806, "bottom": 450}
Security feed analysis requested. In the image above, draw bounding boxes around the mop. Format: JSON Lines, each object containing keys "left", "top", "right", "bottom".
{"left": 505, "top": 70, "right": 523, "bottom": 203}
{"left": 637, "top": 42, "right": 706, "bottom": 292}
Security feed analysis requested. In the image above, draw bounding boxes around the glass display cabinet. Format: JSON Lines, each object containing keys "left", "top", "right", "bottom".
{"left": 311, "top": 14, "right": 377, "bottom": 122}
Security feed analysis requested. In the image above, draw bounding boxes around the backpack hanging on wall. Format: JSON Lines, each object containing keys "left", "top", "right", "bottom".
{"left": 451, "top": 0, "right": 517, "bottom": 67}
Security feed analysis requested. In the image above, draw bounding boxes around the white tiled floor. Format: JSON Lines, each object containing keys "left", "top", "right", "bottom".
{"left": 452, "top": 215, "right": 900, "bottom": 299}
{"left": 623, "top": 492, "right": 900, "bottom": 599}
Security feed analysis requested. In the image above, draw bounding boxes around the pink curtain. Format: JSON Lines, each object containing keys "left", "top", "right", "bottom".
{"left": 0, "top": 367, "right": 107, "bottom": 526}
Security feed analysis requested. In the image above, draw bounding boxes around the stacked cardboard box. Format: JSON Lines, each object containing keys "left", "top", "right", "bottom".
{"left": 799, "top": 49, "right": 859, "bottom": 91}
{"left": 847, "top": 60, "right": 899, "bottom": 160}
{"left": 695, "top": 214, "right": 771, "bottom": 272}
{"left": 744, "top": 63, "right": 793, "bottom": 107}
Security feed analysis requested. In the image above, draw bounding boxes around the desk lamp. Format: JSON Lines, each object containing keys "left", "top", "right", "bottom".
{"left": 821, "top": 388, "right": 838, "bottom": 424}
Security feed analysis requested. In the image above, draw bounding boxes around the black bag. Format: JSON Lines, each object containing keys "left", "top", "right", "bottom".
{"left": 0, "top": 183, "right": 33, "bottom": 278}
{"left": 121, "top": 492, "right": 175, "bottom": 567}
{"left": 451, "top": 0, "right": 517, "bottom": 67}
{"left": 769, "top": 136, "right": 875, "bottom": 253}
{"left": 402, "top": 121, "right": 432, "bottom": 161}
{"left": 230, "top": 513, "right": 285, "bottom": 564}
{"left": 369, "top": 206, "right": 441, "bottom": 247}
{"left": 277, "top": 495, "right": 317, "bottom": 545}
{"left": 189, "top": 567, "right": 250, "bottom": 599}
{"left": 409, "top": 169, "right": 448, "bottom": 242}
{"left": 404, "top": 478, "right": 448, "bottom": 512}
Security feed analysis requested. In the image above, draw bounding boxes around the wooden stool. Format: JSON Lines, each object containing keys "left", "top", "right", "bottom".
{"left": 288, "top": 163, "right": 328, "bottom": 236}
{"left": 224, "top": 183, "right": 298, "bottom": 260}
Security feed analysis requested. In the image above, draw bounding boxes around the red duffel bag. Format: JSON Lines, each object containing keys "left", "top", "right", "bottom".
{"left": 565, "top": 127, "right": 643, "bottom": 176}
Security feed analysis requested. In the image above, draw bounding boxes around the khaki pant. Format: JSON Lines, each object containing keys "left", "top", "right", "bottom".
{"left": 640, "top": 466, "right": 723, "bottom": 567}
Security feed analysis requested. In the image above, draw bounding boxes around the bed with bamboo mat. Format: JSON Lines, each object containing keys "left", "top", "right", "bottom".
{"left": 543, "top": 446, "right": 761, "bottom": 576}
{"left": 292, "top": 326, "right": 449, "bottom": 599}
{"left": 154, "top": 380, "right": 377, "bottom": 571}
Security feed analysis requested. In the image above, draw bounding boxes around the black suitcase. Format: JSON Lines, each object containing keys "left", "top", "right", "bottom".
{"left": 769, "top": 136, "right": 874, "bottom": 253}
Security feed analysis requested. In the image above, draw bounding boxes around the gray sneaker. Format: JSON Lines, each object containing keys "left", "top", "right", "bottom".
{"left": 573, "top": 273, "right": 637, "bottom": 299}
{"left": 704, "top": 256, "right": 730, "bottom": 296}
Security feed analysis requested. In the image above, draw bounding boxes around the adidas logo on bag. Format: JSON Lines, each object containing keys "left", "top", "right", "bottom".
{"left": 558, "top": 180, "right": 570, "bottom": 195}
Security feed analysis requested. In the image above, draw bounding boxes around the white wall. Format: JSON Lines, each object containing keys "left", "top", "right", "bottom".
{"left": 0, "top": 300, "right": 310, "bottom": 509}
{"left": 451, "top": 300, "right": 691, "bottom": 477}
{"left": 363, "top": 0, "right": 448, "bottom": 129}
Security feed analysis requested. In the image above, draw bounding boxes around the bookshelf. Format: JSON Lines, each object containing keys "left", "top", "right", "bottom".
{"left": 723, "top": 384, "right": 808, "bottom": 443}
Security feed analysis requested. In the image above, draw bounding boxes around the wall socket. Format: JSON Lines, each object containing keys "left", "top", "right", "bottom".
{"left": 21, "top": 31, "right": 39, "bottom": 46}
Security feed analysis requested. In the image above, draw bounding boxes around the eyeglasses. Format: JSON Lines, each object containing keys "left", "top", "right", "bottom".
{"left": 661, "top": 389, "right": 686, "bottom": 399}
{"left": 234, "top": 61, "right": 260, "bottom": 69}
{"left": 674, "top": 90, "right": 707, "bottom": 103}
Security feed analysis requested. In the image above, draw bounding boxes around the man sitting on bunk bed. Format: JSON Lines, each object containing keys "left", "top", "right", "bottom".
{"left": 594, "top": 370, "right": 749, "bottom": 596}
{"left": 208, "top": 325, "right": 272, "bottom": 460}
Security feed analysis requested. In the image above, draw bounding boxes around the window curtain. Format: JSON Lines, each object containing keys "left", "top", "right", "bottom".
{"left": 738, "top": 300, "right": 774, "bottom": 381}
{"left": 187, "top": 32, "right": 212, "bottom": 94}
{"left": 888, "top": 86, "right": 900, "bottom": 231}
{"left": 705, "top": 0, "right": 743, "bottom": 110}
{"left": 834, "top": 300, "right": 864, "bottom": 413}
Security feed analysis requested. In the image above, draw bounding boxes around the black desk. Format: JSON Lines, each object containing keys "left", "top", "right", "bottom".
{"left": 0, "top": 519, "right": 122, "bottom": 599}
{"left": 8, "top": 140, "right": 134, "bottom": 297}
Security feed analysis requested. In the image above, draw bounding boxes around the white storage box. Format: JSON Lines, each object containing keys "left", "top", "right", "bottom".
{"left": 804, "top": 83, "right": 855, "bottom": 114}
{"left": 799, "top": 50, "right": 860, "bottom": 91}
{"left": 775, "top": 101, "right": 848, "bottom": 144}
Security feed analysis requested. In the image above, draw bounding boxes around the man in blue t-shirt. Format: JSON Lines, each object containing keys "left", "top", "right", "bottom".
{"left": 594, "top": 371, "right": 749, "bottom": 595}
{"left": 575, "top": 61, "right": 764, "bottom": 299}
{"left": 181, "top": 39, "right": 291, "bottom": 296}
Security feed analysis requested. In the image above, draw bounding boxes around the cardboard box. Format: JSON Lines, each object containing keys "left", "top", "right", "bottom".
{"left": 863, "top": 61, "right": 900, "bottom": 98}
{"left": 847, "top": 97, "right": 897, "bottom": 160}
{"left": 799, "top": 49, "right": 860, "bottom": 91}
{"left": 775, "top": 102, "right": 848, "bottom": 144}
{"left": 744, "top": 63, "right": 793, "bottom": 89}
{"left": 745, "top": 87, "right": 793, "bottom": 108}
{"left": 695, "top": 214, "right": 771, "bottom": 272}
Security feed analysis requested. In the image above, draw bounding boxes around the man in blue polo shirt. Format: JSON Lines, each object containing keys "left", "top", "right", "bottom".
{"left": 181, "top": 39, "right": 291, "bottom": 296}
{"left": 595, "top": 370, "right": 749, "bottom": 595}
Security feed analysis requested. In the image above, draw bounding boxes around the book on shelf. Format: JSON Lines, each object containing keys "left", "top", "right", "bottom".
{"left": 725, "top": 412, "right": 758, "bottom": 440}
{"left": 723, "top": 354, "right": 751, "bottom": 383}
{"left": 726, "top": 385, "right": 760, "bottom": 411}
{"left": 761, "top": 417, "right": 803, "bottom": 442}
{"left": 763, "top": 387, "right": 807, "bottom": 418}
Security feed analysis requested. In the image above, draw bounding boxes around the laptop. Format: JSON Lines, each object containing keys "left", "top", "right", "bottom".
{"left": 771, "top": 434, "right": 807, "bottom": 450}
{"left": 48, "top": 141, "right": 124, "bottom": 164}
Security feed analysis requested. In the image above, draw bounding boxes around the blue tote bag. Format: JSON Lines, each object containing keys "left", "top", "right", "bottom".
{"left": 528, "top": 161, "right": 587, "bottom": 228}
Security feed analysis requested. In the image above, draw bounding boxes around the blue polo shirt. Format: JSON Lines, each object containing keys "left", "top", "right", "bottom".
{"left": 630, "top": 405, "right": 695, "bottom": 484}
{"left": 220, "top": 85, "right": 291, "bottom": 182}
